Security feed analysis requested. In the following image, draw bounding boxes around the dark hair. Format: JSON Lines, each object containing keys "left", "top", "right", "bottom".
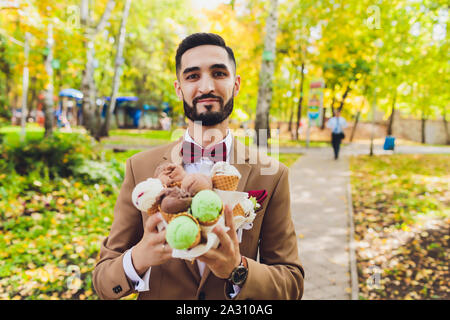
{"left": 175, "top": 33, "right": 236, "bottom": 76}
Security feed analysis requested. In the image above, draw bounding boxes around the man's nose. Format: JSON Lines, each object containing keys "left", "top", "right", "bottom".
{"left": 198, "top": 75, "right": 214, "bottom": 94}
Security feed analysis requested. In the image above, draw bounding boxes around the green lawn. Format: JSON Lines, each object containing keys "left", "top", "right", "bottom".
{"left": 350, "top": 154, "right": 449, "bottom": 300}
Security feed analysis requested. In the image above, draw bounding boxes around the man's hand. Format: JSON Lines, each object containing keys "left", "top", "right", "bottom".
{"left": 197, "top": 205, "right": 241, "bottom": 279}
{"left": 132, "top": 212, "right": 172, "bottom": 276}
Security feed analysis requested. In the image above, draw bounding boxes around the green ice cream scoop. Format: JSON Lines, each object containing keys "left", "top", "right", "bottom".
{"left": 166, "top": 215, "right": 199, "bottom": 250}
{"left": 191, "top": 189, "right": 223, "bottom": 223}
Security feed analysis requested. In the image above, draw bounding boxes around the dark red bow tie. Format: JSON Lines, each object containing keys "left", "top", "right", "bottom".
{"left": 181, "top": 141, "right": 227, "bottom": 164}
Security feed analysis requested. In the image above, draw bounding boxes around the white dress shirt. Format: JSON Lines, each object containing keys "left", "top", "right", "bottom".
{"left": 326, "top": 116, "right": 348, "bottom": 133}
{"left": 123, "top": 129, "right": 240, "bottom": 297}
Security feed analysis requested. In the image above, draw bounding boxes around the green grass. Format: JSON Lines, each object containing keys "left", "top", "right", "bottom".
{"left": 235, "top": 135, "right": 336, "bottom": 148}
{"left": 108, "top": 128, "right": 182, "bottom": 141}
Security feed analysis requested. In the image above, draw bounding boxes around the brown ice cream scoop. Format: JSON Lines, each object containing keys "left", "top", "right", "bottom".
{"left": 181, "top": 173, "right": 213, "bottom": 196}
{"left": 156, "top": 187, "right": 192, "bottom": 214}
{"left": 155, "top": 163, "right": 186, "bottom": 187}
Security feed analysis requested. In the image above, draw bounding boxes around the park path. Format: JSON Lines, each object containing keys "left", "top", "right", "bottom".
{"left": 289, "top": 147, "right": 355, "bottom": 300}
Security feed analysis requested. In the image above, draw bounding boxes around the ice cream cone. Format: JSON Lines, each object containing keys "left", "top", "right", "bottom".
{"left": 198, "top": 205, "right": 224, "bottom": 227}
{"left": 167, "top": 181, "right": 182, "bottom": 188}
{"left": 212, "top": 175, "right": 239, "bottom": 191}
{"left": 147, "top": 202, "right": 160, "bottom": 215}
{"left": 159, "top": 205, "right": 186, "bottom": 223}
{"left": 168, "top": 212, "right": 201, "bottom": 249}
{"left": 232, "top": 203, "right": 245, "bottom": 217}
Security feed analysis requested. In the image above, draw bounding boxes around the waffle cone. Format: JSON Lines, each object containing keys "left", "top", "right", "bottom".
{"left": 168, "top": 212, "right": 201, "bottom": 249}
{"left": 159, "top": 205, "right": 187, "bottom": 223}
{"left": 198, "top": 205, "right": 224, "bottom": 227}
{"left": 212, "top": 175, "right": 239, "bottom": 191}
{"left": 167, "top": 181, "right": 182, "bottom": 188}
{"left": 147, "top": 202, "right": 159, "bottom": 215}
{"left": 232, "top": 203, "right": 246, "bottom": 217}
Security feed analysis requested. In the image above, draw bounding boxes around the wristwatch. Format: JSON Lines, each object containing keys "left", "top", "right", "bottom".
{"left": 227, "top": 256, "right": 248, "bottom": 286}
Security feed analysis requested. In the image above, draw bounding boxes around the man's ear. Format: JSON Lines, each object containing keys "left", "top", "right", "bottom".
{"left": 174, "top": 80, "right": 183, "bottom": 101}
{"left": 234, "top": 75, "right": 241, "bottom": 97}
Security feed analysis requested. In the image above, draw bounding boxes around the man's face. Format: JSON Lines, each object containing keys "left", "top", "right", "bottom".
{"left": 174, "top": 45, "right": 240, "bottom": 126}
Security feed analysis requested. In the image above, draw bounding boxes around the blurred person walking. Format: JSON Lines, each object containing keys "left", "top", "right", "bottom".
{"left": 326, "top": 109, "right": 347, "bottom": 160}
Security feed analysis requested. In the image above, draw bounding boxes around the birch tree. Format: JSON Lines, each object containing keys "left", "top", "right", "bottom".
{"left": 254, "top": 0, "right": 278, "bottom": 147}
{"left": 99, "top": 0, "right": 131, "bottom": 139}
{"left": 44, "top": 24, "right": 54, "bottom": 137}
{"left": 80, "top": 0, "right": 115, "bottom": 136}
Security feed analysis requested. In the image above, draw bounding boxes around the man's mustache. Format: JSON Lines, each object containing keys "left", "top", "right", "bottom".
{"left": 192, "top": 94, "right": 223, "bottom": 107}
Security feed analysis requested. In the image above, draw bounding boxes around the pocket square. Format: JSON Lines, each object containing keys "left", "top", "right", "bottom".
{"left": 247, "top": 189, "right": 268, "bottom": 209}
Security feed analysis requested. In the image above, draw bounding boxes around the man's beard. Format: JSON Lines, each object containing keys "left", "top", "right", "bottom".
{"left": 183, "top": 91, "right": 234, "bottom": 126}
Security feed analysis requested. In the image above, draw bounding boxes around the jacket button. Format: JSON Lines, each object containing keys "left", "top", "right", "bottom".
{"left": 198, "top": 292, "right": 206, "bottom": 300}
{"left": 112, "top": 285, "right": 122, "bottom": 294}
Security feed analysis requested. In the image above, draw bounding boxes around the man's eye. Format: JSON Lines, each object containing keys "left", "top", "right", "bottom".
{"left": 186, "top": 74, "right": 199, "bottom": 80}
{"left": 214, "top": 71, "right": 226, "bottom": 77}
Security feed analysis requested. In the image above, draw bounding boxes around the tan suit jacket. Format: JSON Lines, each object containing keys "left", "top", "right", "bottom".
{"left": 93, "top": 137, "right": 304, "bottom": 300}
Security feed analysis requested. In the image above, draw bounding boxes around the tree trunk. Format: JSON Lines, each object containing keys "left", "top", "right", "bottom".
{"left": 295, "top": 62, "right": 305, "bottom": 140}
{"left": 288, "top": 104, "right": 294, "bottom": 139}
{"left": 20, "top": 33, "right": 30, "bottom": 142}
{"left": 329, "top": 93, "right": 336, "bottom": 117}
{"left": 337, "top": 83, "right": 351, "bottom": 113}
{"left": 81, "top": 34, "right": 97, "bottom": 135}
{"left": 421, "top": 109, "right": 426, "bottom": 144}
{"left": 99, "top": 0, "right": 131, "bottom": 139}
{"left": 28, "top": 77, "right": 37, "bottom": 119}
{"left": 80, "top": 0, "right": 116, "bottom": 137}
{"left": 254, "top": 0, "right": 278, "bottom": 147}
{"left": 44, "top": 25, "right": 54, "bottom": 138}
{"left": 350, "top": 111, "right": 360, "bottom": 142}
{"left": 387, "top": 88, "right": 397, "bottom": 136}
{"left": 443, "top": 107, "right": 449, "bottom": 145}
{"left": 320, "top": 106, "right": 326, "bottom": 130}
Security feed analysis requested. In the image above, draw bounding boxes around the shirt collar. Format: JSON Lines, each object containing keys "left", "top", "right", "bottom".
{"left": 183, "top": 128, "right": 233, "bottom": 162}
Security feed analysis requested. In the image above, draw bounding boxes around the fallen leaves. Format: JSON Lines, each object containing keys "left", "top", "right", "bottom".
{"left": 0, "top": 172, "right": 120, "bottom": 300}
{"left": 350, "top": 154, "right": 450, "bottom": 300}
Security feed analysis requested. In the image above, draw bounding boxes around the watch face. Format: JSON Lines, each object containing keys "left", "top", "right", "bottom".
{"left": 232, "top": 266, "right": 248, "bottom": 285}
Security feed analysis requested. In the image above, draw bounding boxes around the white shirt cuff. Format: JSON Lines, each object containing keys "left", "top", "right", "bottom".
{"left": 229, "top": 284, "right": 241, "bottom": 299}
{"left": 123, "top": 247, "right": 151, "bottom": 292}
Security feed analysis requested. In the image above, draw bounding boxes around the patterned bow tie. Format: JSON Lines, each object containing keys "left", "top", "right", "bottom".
{"left": 181, "top": 141, "right": 227, "bottom": 164}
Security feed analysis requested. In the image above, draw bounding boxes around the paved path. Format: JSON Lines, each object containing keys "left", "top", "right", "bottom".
{"left": 280, "top": 143, "right": 450, "bottom": 155}
{"left": 289, "top": 147, "right": 354, "bottom": 300}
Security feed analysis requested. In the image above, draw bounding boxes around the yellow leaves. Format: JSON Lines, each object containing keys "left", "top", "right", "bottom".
{"left": 53, "top": 249, "right": 64, "bottom": 259}
{"left": 75, "top": 245, "right": 85, "bottom": 254}
{"left": 62, "top": 179, "right": 71, "bottom": 188}
{"left": 401, "top": 225, "right": 411, "bottom": 232}
{"left": 24, "top": 265, "right": 65, "bottom": 284}
{"left": 33, "top": 180, "right": 42, "bottom": 187}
